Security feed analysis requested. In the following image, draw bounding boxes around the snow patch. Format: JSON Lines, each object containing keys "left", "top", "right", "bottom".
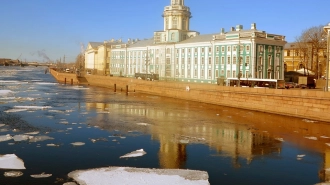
{"left": 120, "top": 149, "right": 146, "bottom": 158}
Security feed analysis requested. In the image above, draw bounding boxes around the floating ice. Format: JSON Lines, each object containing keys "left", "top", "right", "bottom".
{"left": 0, "top": 134, "right": 13, "bottom": 142}
{"left": 297, "top": 154, "right": 305, "bottom": 158}
{"left": 63, "top": 182, "right": 77, "bottom": 185}
{"left": 46, "top": 143, "right": 59, "bottom": 147}
{"left": 120, "top": 149, "right": 146, "bottom": 158}
{"left": 71, "top": 142, "right": 85, "bottom": 146}
{"left": 326, "top": 143, "right": 330, "bottom": 147}
{"left": 304, "top": 136, "right": 318, "bottom": 140}
{"left": 13, "top": 106, "right": 52, "bottom": 110}
{"left": 13, "top": 135, "right": 31, "bottom": 142}
{"left": 179, "top": 140, "right": 189, "bottom": 144}
{"left": 31, "top": 172, "right": 52, "bottom": 178}
{"left": 0, "top": 154, "right": 26, "bottom": 169}
{"left": 0, "top": 90, "right": 14, "bottom": 96}
{"left": 4, "top": 171, "right": 23, "bottom": 177}
{"left": 320, "top": 136, "right": 330, "bottom": 139}
{"left": 68, "top": 167, "right": 210, "bottom": 185}
{"left": 29, "top": 136, "right": 54, "bottom": 142}
{"left": 4, "top": 108, "right": 21, "bottom": 113}
{"left": 302, "top": 119, "right": 317, "bottom": 123}
{"left": 0, "top": 124, "right": 5, "bottom": 127}
{"left": 34, "top": 82, "right": 58, "bottom": 85}
{"left": 136, "top": 123, "right": 149, "bottom": 126}
{"left": 275, "top": 138, "right": 284, "bottom": 142}
{"left": 25, "top": 131, "right": 39, "bottom": 135}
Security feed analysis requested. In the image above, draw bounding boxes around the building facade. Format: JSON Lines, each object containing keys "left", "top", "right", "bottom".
{"left": 283, "top": 42, "right": 327, "bottom": 79}
{"left": 85, "top": 0, "right": 287, "bottom": 84}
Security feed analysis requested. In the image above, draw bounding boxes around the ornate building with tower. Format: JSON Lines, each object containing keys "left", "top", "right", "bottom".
{"left": 85, "top": 0, "right": 287, "bottom": 84}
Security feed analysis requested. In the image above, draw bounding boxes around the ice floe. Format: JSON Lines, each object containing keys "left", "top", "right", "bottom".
{"left": 13, "top": 106, "right": 52, "bottom": 110}
{"left": 4, "top": 171, "right": 23, "bottom": 177}
{"left": 30, "top": 172, "right": 52, "bottom": 178}
{"left": 0, "top": 124, "right": 5, "bottom": 127}
{"left": 71, "top": 142, "right": 85, "bottom": 146}
{"left": 25, "top": 131, "right": 39, "bottom": 135}
{"left": 302, "top": 119, "right": 317, "bottom": 123}
{"left": 68, "top": 167, "right": 210, "bottom": 185}
{"left": 29, "top": 136, "right": 54, "bottom": 142}
{"left": 13, "top": 135, "right": 31, "bottom": 142}
{"left": 0, "top": 134, "right": 13, "bottom": 142}
{"left": 136, "top": 123, "right": 150, "bottom": 126}
{"left": 120, "top": 149, "right": 146, "bottom": 158}
{"left": 46, "top": 143, "right": 59, "bottom": 147}
{"left": 5, "top": 109, "right": 29, "bottom": 113}
{"left": 304, "top": 136, "right": 318, "bottom": 140}
{"left": 326, "top": 143, "right": 330, "bottom": 147}
{"left": 0, "top": 154, "right": 25, "bottom": 169}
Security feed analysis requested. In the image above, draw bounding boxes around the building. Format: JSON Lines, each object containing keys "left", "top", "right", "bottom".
{"left": 283, "top": 42, "right": 327, "bottom": 79}
{"left": 85, "top": 0, "right": 287, "bottom": 84}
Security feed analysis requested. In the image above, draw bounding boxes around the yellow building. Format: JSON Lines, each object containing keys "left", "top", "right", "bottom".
{"left": 284, "top": 42, "right": 327, "bottom": 78}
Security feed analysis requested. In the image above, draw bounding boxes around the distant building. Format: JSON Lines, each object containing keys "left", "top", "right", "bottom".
{"left": 0, "top": 58, "right": 12, "bottom": 66}
{"left": 85, "top": 0, "right": 287, "bottom": 83}
{"left": 283, "top": 42, "right": 327, "bottom": 79}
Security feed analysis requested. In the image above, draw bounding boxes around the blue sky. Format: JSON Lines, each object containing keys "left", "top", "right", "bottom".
{"left": 1, "top": 0, "right": 329, "bottom": 62}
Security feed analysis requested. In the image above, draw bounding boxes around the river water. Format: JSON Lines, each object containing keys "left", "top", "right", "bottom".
{"left": 0, "top": 66, "right": 330, "bottom": 185}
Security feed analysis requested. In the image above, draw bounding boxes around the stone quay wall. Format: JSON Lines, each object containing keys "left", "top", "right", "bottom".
{"left": 50, "top": 69, "right": 80, "bottom": 85}
{"left": 50, "top": 69, "right": 330, "bottom": 123}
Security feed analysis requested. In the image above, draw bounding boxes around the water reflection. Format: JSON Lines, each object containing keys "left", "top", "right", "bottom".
{"left": 84, "top": 93, "right": 330, "bottom": 171}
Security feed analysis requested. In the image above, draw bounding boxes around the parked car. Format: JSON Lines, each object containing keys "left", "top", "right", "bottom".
{"left": 285, "top": 82, "right": 295, "bottom": 89}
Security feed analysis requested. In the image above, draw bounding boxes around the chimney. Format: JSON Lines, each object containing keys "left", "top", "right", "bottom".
{"left": 251, "top": 23, "right": 256, "bottom": 30}
{"left": 220, "top": 28, "right": 225, "bottom": 35}
{"left": 236, "top": 25, "right": 243, "bottom": 31}
{"left": 231, "top": 27, "right": 236, "bottom": 31}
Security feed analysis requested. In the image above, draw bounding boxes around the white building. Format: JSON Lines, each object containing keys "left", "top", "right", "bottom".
{"left": 85, "top": 0, "right": 287, "bottom": 84}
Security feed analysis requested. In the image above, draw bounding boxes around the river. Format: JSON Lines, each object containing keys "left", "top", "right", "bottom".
{"left": 0, "top": 66, "right": 330, "bottom": 185}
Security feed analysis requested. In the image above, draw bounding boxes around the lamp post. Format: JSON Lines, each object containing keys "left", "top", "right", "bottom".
{"left": 323, "top": 23, "right": 330, "bottom": 91}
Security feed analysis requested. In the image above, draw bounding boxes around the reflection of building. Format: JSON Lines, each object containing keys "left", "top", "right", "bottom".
{"left": 85, "top": 100, "right": 281, "bottom": 169}
{"left": 85, "top": 0, "right": 286, "bottom": 83}
{"left": 284, "top": 42, "right": 327, "bottom": 78}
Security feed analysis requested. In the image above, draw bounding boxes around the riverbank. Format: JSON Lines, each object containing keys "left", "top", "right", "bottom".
{"left": 50, "top": 69, "right": 330, "bottom": 123}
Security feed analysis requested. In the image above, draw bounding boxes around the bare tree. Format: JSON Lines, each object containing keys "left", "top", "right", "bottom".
{"left": 75, "top": 53, "right": 85, "bottom": 71}
{"left": 295, "top": 25, "right": 327, "bottom": 78}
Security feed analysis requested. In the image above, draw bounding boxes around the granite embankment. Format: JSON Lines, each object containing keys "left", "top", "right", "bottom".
{"left": 50, "top": 69, "right": 330, "bottom": 122}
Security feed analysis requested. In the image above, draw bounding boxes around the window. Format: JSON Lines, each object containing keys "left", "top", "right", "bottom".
{"left": 245, "top": 71, "right": 250, "bottom": 78}
{"left": 182, "top": 49, "right": 185, "bottom": 54}
{"left": 233, "top": 70, "right": 236, "bottom": 78}
{"left": 227, "top": 46, "right": 231, "bottom": 52}
{"left": 194, "top": 69, "right": 197, "bottom": 78}
{"left": 208, "top": 47, "right": 212, "bottom": 53}
{"left": 240, "top": 45, "right": 244, "bottom": 52}
{"left": 287, "top": 50, "right": 290, "bottom": 56}
{"left": 176, "top": 49, "right": 179, "bottom": 54}
{"left": 259, "top": 56, "right": 263, "bottom": 65}
{"left": 268, "top": 46, "right": 272, "bottom": 53}
{"left": 246, "top": 56, "right": 250, "bottom": 65}
{"left": 221, "top": 46, "right": 225, "bottom": 52}
{"left": 182, "top": 57, "right": 185, "bottom": 65}
{"left": 216, "top": 46, "right": 219, "bottom": 52}
{"left": 173, "top": 17, "right": 177, "bottom": 29}
{"left": 221, "top": 56, "right": 225, "bottom": 64}
{"left": 202, "top": 48, "right": 205, "bottom": 53}
{"left": 233, "top": 56, "right": 237, "bottom": 65}
{"left": 182, "top": 19, "right": 186, "bottom": 30}
{"left": 156, "top": 57, "right": 159, "bottom": 64}
{"left": 176, "top": 58, "right": 179, "bottom": 64}
{"left": 208, "top": 69, "right": 211, "bottom": 79}
{"left": 227, "top": 56, "right": 231, "bottom": 64}
{"left": 233, "top": 46, "right": 237, "bottom": 52}
{"left": 166, "top": 48, "right": 170, "bottom": 54}
{"left": 227, "top": 70, "right": 231, "bottom": 78}
{"left": 201, "top": 57, "right": 204, "bottom": 65}
{"left": 201, "top": 69, "right": 204, "bottom": 78}
{"left": 208, "top": 57, "right": 212, "bottom": 65}
{"left": 216, "top": 57, "right": 219, "bottom": 65}
{"left": 188, "top": 49, "right": 191, "bottom": 53}
{"left": 181, "top": 68, "right": 185, "bottom": 77}
{"left": 194, "top": 57, "right": 197, "bottom": 65}
{"left": 221, "top": 70, "right": 224, "bottom": 75}
{"left": 246, "top": 45, "right": 250, "bottom": 51}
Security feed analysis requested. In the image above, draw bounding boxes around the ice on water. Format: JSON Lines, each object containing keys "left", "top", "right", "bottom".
{"left": 0, "top": 154, "right": 26, "bottom": 170}
{"left": 120, "top": 149, "right": 147, "bottom": 158}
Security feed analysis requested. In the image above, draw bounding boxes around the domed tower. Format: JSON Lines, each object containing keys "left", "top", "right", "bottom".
{"left": 154, "top": 0, "right": 199, "bottom": 44}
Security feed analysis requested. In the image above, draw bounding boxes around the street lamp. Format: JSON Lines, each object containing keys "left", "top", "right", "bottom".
{"left": 323, "top": 23, "right": 330, "bottom": 91}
